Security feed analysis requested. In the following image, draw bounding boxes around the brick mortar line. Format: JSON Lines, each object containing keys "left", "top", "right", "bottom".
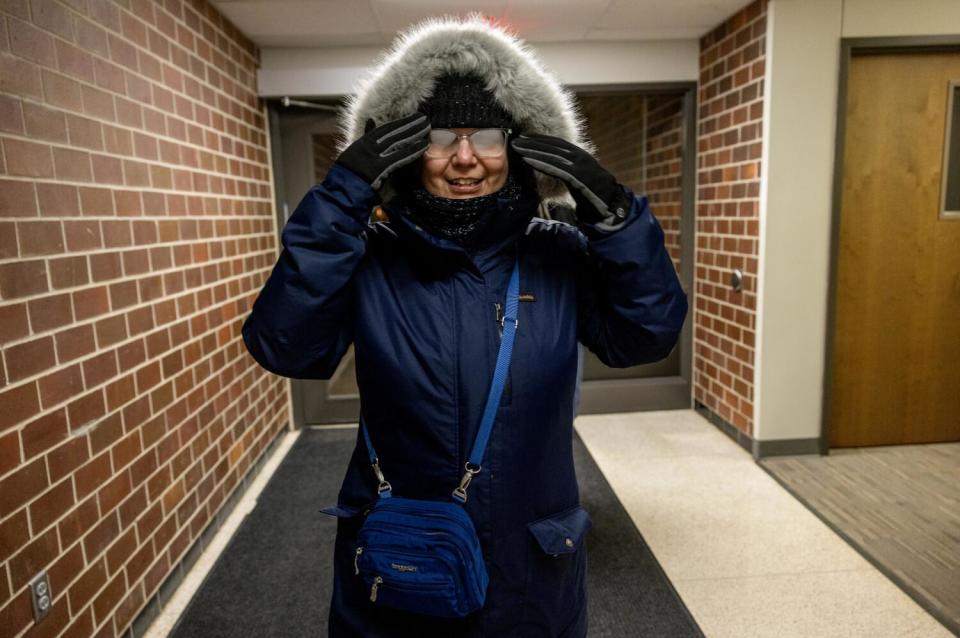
{"left": 699, "top": 95, "right": 765, "bottom": 122}
{"left": 147, "top": 0, "right": 261, "bottom": 69}
{"left": 0, "top": 260, "right": 275, "bottom": 399}
{"left": 694, "top": 365, "right": 754, "bottom": 389}
{"left": 4, "top": 0, "right": 264, "bottom": 129}
{"left": 699, "top": 52, "right": 766, "bottom": 94}
{"left": 693, "top": 329, "right": 756, "bottom": 351}
{"left": 3, "top": 351, "right": 279, "bottom": 597}
{"left": 694, "top": 320, "right": 756, "bottom": 348}
{"left": 60, "top": 363, "right": 283, "bottom": 593}
{"left": 700, "top": 12, "right": 767, "bottom": 58}
{"left": 694, "top": 234, "right": 761, "bottom": 243}
{"left": 698, "top": 93, "right": 765, "bottom": 116}
{"left": 179, "top": 1, "right": 261, "bottom": 69}
{"left": 693, "top": 335, "right": 757, "bottom": 371}
{"left": 713, "top": 120, "right": 766, "bottom": 139}
{"left": 693, "top": 396, "right": 749, "bottom": 421}
{"left": 112, "top": 386, "right": 288, "bottom": 636}
{"left": 693, "top": 202, "right": 761, "bottom": 208}
{"left": 0, "top": 127, "right": 271, "bottom": 183}
{"left": 2, "top": 48, "right": 263, "bottom": 152}
{"left": 696, "top": 286, "right": 758, "bottom": 304}
{"left": 0, "top": 234, "right": 279, "bottom": 268}
{"left": 693, "top": 177, "right": 762, "bottom": 188}
{"left": 72, "top": 0, "right": 263, "bottom": 71}
{"left": 0, "top": 213, "right": 276, "bottom": 223}
{"left": 697, "top": 135, "right": 764, "bottom": 153}
{"left": 0, "top": 266, "right": 272, "bottom": 368}
{"left": 692, "top": 373, "right": 753, "bottom": 405}
{"left": 0, "top": 222, "right": 275, "bottom": 248}
{"left": 2, "top": 294, "right": 273, "bottom": 490}
{"left": 693, "top": 341, "right": 756, "bottom": 373}
{"left": 0, "top": 245, "right": 277, "bottom": 309}
{"left": 696, "top": 143, "right": 764, "bottom": 159}
{"left": 691, "top": 393, "right": 751, "bottom": 425}
{"left": 693, "top": 291, "right": 758, "bottom": 310}
{"left": 700, "top": 53, "right": 765, "bottom": 86}
{"left": 695, "top": 301, "right": 753, "bottom": 321}
{"left": 14, "top": 363, "right": 286, "bottom": 634}
{"left": 698, "top": 100, "right": 765, "bottom": 126}
{"left": 693, "top": 357, "right": 755, "bottom": 382}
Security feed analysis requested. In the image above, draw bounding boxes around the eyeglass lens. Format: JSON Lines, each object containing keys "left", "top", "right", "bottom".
{"left": 425, "top": 129, "right": 508, "bottom": 158}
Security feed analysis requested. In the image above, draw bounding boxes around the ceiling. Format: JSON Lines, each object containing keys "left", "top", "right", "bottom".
{"left": 212, "top": 0, "right": 751, "bottom": 48}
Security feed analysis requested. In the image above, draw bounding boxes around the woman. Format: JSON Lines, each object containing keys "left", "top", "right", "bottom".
{"left": 242, "top": 15, "right": 688, "bottom": 638}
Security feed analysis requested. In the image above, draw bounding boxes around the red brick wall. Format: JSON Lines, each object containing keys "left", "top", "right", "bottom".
{"left": 0, "top": 1, "right": 282, "bottom": 636}
{"left": 694, "top": 0, "right": 766, "bottom": 435}
{"left": 644, "top": 95, "right": 684, "bottom": 268}
{"left": 578, "top": 94, "right": 645, "bottom": 195}
{"left": 577, "top": 93, "right": 684, "bottom": 270}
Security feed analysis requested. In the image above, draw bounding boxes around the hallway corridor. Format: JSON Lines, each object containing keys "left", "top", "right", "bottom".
{"left": 144, "top": 410, "right": 952, "bottom": 637}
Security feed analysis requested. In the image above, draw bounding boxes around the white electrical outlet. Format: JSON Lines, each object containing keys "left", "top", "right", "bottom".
{"left": 29, "top": 571, "right": 51, "bottom": 622}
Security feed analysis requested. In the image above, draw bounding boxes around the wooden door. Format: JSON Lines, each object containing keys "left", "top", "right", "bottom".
{"left": 830, "top": 51, "right": 960, "bottom": 447}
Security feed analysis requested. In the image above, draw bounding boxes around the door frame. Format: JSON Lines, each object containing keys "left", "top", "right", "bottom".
{"left": 821, "top": 35, "right": 960, "bottom": 453}
{"left": 569, "top": 82, "right": 697, "bottom": 414}
{"left": 266, "top": 99, "right": 361, "bottom": 427}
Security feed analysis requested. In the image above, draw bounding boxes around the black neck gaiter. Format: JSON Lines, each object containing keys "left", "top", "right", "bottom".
{"left": 403, "top": 173, "right": 526, "bottom": 249}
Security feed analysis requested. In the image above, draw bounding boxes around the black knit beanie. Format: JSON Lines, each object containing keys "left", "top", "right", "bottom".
{"left": 420, "top": 72, "right": 514, "bottom": 129}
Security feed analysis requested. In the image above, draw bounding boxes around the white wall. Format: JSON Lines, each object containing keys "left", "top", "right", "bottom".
{"left": 755, "top": 0, "right": 842, "bottom": 443}
{"left": 257, "top": 39, "right": 700, "bottom": 97}
{"left": 756, "top": 0, "right": 960, "bottom": 443}
{"left": 842, "top": 0, "right": 960, "bottom": 37}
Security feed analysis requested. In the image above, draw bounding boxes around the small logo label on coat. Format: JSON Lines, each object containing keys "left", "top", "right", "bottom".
{"left": 519, "top": 293, "right": 536, "bottom": 302}
{"left": 391, "top": 563, "right": 418, "bottom": 573}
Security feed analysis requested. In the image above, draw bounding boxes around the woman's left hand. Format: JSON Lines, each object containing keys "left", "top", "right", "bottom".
{"left": 511, "top": 134, "right": 628, "bottom": 224}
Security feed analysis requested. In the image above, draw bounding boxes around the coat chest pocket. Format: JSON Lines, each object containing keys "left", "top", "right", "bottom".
{"left": 523, "top": 505, "right": 592, "bottom": 622}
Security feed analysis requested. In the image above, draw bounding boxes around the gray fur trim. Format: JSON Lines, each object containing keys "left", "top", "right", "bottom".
{"left": 336, "top": 13, "right": 592, "bottom": 202}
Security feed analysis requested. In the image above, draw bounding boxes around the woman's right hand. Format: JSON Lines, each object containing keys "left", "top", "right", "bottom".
{"left": 336, "top": 113, "right": 430, "bottom": 190}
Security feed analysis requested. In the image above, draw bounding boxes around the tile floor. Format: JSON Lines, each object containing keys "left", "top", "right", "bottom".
{"left": 147, "top": 411, "right": 955, "bottom": 637}
{"left": 574, "top": 410, "right": 955, "bottom": 638}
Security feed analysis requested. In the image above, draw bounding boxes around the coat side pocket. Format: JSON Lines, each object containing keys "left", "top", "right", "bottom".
{"left": 522, "top": 504, "right": 592, "bottom": 630}
{"left": 527, "top": 504, "right": 592, "bottom": 555}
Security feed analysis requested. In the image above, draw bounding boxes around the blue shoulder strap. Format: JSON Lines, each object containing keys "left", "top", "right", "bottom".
{"left": 361, "top": 256, "right": 521, "bottom": 504}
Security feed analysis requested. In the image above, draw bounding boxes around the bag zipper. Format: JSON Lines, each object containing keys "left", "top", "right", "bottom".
{"left": 369, "top": 573, "right": 449, "bottom": 603}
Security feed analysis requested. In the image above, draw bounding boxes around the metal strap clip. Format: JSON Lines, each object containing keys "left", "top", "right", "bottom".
{"left": 451, "top": 463, "right": 481, "bottom": 503}
{"left": 371, "top": 460, "right": 392, "bottom": 494}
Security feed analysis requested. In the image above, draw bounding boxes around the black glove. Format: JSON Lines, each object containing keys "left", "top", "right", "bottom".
{"left": 511, "top": 133, "right": 629, "bottom": 225}
{"left": 336, "top": 113, "right": 430, "bottom": 190}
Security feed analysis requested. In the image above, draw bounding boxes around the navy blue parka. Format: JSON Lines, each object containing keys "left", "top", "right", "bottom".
{"left": 242, "top": 159, "right": 688, "bottom": 636}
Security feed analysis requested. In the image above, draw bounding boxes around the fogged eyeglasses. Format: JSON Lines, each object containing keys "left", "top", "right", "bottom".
{"left": 424, "top": 128, "right": 512, "bottom": 158}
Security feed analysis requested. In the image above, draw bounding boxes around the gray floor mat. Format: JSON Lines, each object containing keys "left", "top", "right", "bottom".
{"left": 170, "top": 427, "right": 703, "bottom": 637}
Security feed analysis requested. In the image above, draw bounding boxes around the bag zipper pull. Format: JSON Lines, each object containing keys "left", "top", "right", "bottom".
{"left": 494, "top": 302, "right": 503, "bottom": 337}
{"left": 354, "top": 547, "right": 363, "bottom": 575}
{"left": 370, "top": 575, "right": 383, "bottom": 602}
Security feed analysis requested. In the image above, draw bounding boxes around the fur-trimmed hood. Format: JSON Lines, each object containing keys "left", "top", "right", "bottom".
{"left": 336, "top": 14, "right": 593, "bottom": 202}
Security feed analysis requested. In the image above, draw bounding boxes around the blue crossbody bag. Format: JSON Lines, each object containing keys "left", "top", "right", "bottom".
{"left": 352, "top": 258, "right": 521, "bottom": 618}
